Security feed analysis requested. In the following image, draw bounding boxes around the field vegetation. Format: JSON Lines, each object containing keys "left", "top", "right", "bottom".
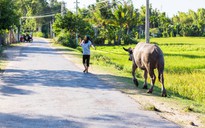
{"left": 89, "top": 37, "right": 205, "bottom": 105}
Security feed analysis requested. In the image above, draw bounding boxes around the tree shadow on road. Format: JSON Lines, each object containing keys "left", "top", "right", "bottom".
{"left": 1, "top": 69, "right": 114, "bottom": 96}
{"left": 0, "top": 85, "right": 35, "bottom": 96}
{"left": 0, "top": 111, "right": 179, "bottom": 128}
{"left": 0, "top": 113, "right": 85, "bottom": 128}
{"left": 0, "top": 68, "right": 166, "bottom": 98}
{"left": 1, "top": 67, "right": 190, "bottom": 99}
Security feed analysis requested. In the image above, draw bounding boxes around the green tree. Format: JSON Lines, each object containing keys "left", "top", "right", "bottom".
{"left": 53, "top": 11, "right": 94, "bottom": 47}
{"left": 112, "top": 4, "right": 128, "bottom": 44}
{"left": 0, "top": 0, "right": 19, "bottom": 31}
{"left": 197, "top": 8, "right": 205, "bottom": 36}
{"left": 158, "top": 12, "right": 171, "bottom": 37}
{"left": 15, "top": 0, "right": 61, "bottom": 37}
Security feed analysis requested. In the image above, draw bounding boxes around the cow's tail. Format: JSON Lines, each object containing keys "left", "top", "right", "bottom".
{"left": 157, "top": 56, "right": 164, "bottom": 82}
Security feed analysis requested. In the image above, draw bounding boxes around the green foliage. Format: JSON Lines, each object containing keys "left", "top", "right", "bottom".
{"left": 81, "top": 1, "right": 139, "bottom": 45}
{"left": 53, "top": 1, "right": 205, "bottom": 47}
{"left": 172, "top": 9, "right": 205, "bottom": 36}
{"left": 123, "top": 35, "right": 138, "bottom": 45}
{"left": 150, "top": 28, "right": 160, "bottom": 37}
{"left": 93, "top": 37, "right": 105, "bottom": 45}
{"left": 53, "top": 11, "right": 94, "bottom": 40}
{"left": 33, "top": 32, "right": 44, "bottom": 37}
{"left": 16, "top": 0, "right": 61, "bottom": 36}
{"left": 56, "top": 30, "right": 77, "bottom": 48}
{"left": 0, "top": 0, "right": 19, "bottom": 30}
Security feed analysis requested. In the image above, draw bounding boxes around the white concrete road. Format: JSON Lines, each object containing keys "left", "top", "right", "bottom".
{"left": 0, "top": 38, "right": 179, "bottom": 128}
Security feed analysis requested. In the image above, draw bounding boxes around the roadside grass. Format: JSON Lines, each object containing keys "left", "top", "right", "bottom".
{"left": 144, "top": 104, "right": 161, "bottom": 112}
{"left": 0, "top": 46, "right": 8, "bottom": 72}
{"left": 0, "top": 42, "right": 23, "bottom": 72}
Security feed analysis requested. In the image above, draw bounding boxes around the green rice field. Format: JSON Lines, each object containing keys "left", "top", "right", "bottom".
{"left": 90, "top": 37, "right": 205, "bottom": 104}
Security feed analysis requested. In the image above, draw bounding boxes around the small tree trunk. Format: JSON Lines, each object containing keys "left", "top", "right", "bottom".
{"left": 117, "top": 25, "right": 122, "bottom": 45}
{"left": 117, "top": 34, "right": 121, "bottom": 45}
{"left": 127, "top": 27, "right": 130, "bottom": 35}
{"left": 114, "top": 37, "right": 117, "bottom": 45}
{"left": 38, "top": 26, "right": 42, "bottom": 32}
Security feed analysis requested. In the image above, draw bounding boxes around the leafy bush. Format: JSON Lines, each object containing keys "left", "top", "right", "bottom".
{"left": 123, "top": 35, "right": 138, "bottom": 45}
{"left": 162, "top": 32, "right": 169, "bottom": 37}
{"left": 57, "top": 30, "right": 77, "bottom": 48}
{"left": 93, "top": 37, "right": 105, "bottom": 45}
{"left": 33, "top": 32, "right": 44, "bottom": 37}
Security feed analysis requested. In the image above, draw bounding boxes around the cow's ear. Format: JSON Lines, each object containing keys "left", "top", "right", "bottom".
{"left": 128, "top": 47, "right": 133, "bottom": 54}
{"left": 130, "top": 50, "right": 133, "bottom": 54}
{"left": 123, "top": 47, "right": 129, "bottom": 52}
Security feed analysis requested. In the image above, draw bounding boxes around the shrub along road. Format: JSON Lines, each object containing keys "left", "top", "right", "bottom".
{"left": 0, "top": 38, "right": 179, "bottom": 128}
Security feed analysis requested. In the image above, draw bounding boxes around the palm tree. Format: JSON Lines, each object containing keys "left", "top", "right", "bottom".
{"left": 112, "top": 4, "right": 127, "bottom": 45}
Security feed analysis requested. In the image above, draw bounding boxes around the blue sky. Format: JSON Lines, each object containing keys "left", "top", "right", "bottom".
{"left": 62, "top": 0, "right": 205, "bottom": 17}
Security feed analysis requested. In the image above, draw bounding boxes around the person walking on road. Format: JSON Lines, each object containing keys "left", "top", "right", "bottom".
{"left": 80, "top": 35, "right": 96, "bottom": 73}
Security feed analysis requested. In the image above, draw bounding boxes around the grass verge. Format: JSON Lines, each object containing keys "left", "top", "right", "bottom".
{"left": 0, "top": 42, "right": 24, "bottom": 72}
{"left": 0, "top": 46, "right": 8, "bottom": 72}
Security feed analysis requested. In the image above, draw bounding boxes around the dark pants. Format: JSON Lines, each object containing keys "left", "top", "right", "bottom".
{"left": 83, "top": 55, "right": 90, "bottom": 67}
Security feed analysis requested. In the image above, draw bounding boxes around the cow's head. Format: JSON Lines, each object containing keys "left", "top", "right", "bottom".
{"left": 123, "top": 47, "right": 133, "bottom": 61}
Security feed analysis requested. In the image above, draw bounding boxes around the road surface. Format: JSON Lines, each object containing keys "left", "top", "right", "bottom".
{"left": 0, "top": 38, "right": 179, "bottom": 128}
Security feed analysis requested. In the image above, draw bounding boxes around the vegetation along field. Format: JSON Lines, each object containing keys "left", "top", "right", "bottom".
{"left": 88, "top": 37, "right": 205, "bottom": 106}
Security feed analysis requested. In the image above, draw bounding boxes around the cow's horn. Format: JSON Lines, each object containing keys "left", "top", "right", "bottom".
{"left": 123, "top": 47, "right": 129, "bottom": 51}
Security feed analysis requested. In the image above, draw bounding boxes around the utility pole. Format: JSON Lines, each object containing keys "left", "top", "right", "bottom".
{"left": 50, "top": 15, "right": 55, "bottom": 38}
{"left": 61, "top": 1, "right": 66, "bottom": 17}
{"left": 52, "top": 17, "right": 55, "bottom": 38}
{"left": 145, "top": 0, "right": 150, "bottom": 43}
{"left": 18, "top": 18, "right": 22, "bottom": 42}
{"left": 74, "top": 0, "right": 80, "bottom": 46}
{"left": 75, "top": 0, "right": 79, "bottom": 16}
{"left": 50, "top": 19, "right": 53, "bottom": 38}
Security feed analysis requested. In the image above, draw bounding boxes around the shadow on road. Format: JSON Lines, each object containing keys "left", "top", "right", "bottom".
{"left": 0, "top": 111, "right": 179, "bottom": 128}
{"left": 0, "top": 85, "right": 35, "bottom": 96}
{"left": 0, "top": 113, "right": 85, "bottom": 128}
{"left": 0, "top": 68, "right": 178, "bottom": 98}
{"left": 1, "top": 69, "right": 114, "bottom": 95}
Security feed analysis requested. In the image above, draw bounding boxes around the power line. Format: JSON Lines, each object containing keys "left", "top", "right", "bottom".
{"left": 79, "top": 0, "right": 124, "bottom": 15}
{"left": 40, "top": 9, "right": 61, "bottom": 16}
{"left": 21, "top": 14, "right": 55, "bottom": 19}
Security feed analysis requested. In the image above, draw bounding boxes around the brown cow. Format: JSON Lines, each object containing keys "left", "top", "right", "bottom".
{"left": 123, "top": 42, "right": 167, "bottom": 97}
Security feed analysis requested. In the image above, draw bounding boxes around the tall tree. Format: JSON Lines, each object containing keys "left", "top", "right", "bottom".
{"left": 15, "top": 0, "right": 61, "bottom": 36}
{"left": 0, "top": 0, "right": 19, "bottom": 31}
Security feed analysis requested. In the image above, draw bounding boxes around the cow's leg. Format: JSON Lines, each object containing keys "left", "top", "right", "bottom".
{"left": 132, "top": 63, "right": 138, "bottom": 87}
{"left": 143, "top": 70, "right": 148, "bottom": 89}
{"left": 147, "top": 69, "right": 156, "bottom": 93}
{"left": 158, "top": 69, "right": 167, "bottom": 97}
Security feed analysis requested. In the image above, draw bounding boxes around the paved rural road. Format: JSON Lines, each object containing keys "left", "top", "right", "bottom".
{"left": 0, "top": 38, "right": 179, "bottom": 128}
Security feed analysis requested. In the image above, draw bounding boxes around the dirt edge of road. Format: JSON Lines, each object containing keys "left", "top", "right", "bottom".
{"left": 0, "top": 43, "right": 28, "bottom": 74}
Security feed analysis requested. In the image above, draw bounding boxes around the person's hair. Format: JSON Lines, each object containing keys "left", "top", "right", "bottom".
{"left": 85, "top": 35, "right": 90, "bottom": 44}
